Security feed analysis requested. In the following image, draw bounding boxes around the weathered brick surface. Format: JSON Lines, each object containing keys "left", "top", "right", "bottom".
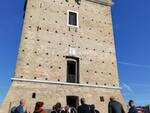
{"left": 0, "top": 0, "right": 126, "bottom": 113}
{"left": 1, "top": 82, "right": 125, "bottom": 113}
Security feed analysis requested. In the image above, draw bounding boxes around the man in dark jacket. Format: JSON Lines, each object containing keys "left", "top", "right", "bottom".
{"left": 128, "top": 100, "right": 137, "bottom": 113}
{"left": 78, "top": 98, "right": 90, "bottom": 113}
{"left": 108, "top": 97, "right": 125, "bottom": 113}
{"left": 15, "top": 99, "right": 27, "bottom": 113}
{"left": 90, "top": 104, "right": 100, "bottom": 113}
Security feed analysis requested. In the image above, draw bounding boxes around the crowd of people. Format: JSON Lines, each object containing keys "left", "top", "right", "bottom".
{"left": 12, "top": 97, "right": 138, "bottom": 113}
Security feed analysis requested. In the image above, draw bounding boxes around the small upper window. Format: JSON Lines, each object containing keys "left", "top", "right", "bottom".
{"left": 67, "top": 10, "right": 79, "bottom": 27}
{"left": 100, "top": 96, "right": 104, "bottom": 102}
{"left": 32, "top": 93, "right": 36, "bottom": 99}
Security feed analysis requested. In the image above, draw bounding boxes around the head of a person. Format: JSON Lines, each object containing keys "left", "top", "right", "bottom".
{"left": 52, "top": 105, "right": 56, "bottom": 110}
{"left": 34, "top": 101, "right": 44, "bottom": 111}
{"left": 20, "top": 99, "right": 26, "bottom": 106}
{"left": 90, "top": 104, "right": 95, "bottom": 110}
{"left": 129, "top": 100, "right": 134, "bottom": 107}
{"left": 80, "top": 98, "right": 85, "bottom": 105}
{"left": 56, "top": 102, "right": 61, "bottom": 109}
{"left": 64, "top": 105, "right": 69, "bottom": 111}
{"left": 110, "top": 96, "right": 115, "bottom": 101}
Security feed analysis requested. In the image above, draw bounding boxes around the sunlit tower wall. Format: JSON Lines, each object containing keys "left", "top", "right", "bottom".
{"left": 0, "top": 0, "right": 126, "bottom": 113}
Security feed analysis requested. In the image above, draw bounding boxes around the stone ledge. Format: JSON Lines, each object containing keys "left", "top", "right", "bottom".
{"left": 11, "top": 78, "right": 121, "bottom": 90}
{"left": 85, "top": 0, "right": 113, "bottom": 6}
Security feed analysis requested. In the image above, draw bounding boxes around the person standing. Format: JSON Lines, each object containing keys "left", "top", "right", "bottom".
{"left": 55, "top": 102, "right": 63, "bottom": 113}
{"left": 128, "top": 100, "right": 137, "bottom": 113}
{"left": 61, "top": 106, "right": 70, "bottom": 113}
{"left": 63, "top": 106, "right": 77, "bottom": 113}
{"left": 15, "top": 99, "right": 27, "bottom": 113}
{"left": 78, "top": 98, "right": 90, "bottom": 113}
{"left": 33, "top": 101, "right": 46, "bottom": 113}
{"left": 90, "top": 104, "right": 100, "bottom": 113}
{"left": 51, "top": 105, "right": 57, "bottom": 113}
{"left": 108, "top": 97, "right": 125, "bottom": 113}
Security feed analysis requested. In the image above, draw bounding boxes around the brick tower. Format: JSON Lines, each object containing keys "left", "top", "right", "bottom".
{"left": 0, "top": 0, "right": 126, "bottom": 113}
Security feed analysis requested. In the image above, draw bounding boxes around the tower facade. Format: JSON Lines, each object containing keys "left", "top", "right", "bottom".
{"left": 0, "top": 0, "right": 125, "bottom": 113}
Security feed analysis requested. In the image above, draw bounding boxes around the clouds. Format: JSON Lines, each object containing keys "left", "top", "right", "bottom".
{"left": 132, "top": 83, "right": 150, "bottom": 88}
{"left": 121, "top": 82, "right": 150, "bottom": 105}
{"left": 122, "top": 83, "right": 134, "bottom": 94}
{"left": 118, "top": 61, "right": 150, "bottom": 69}
{"left": 121, "top": 83, "right": 136, "bottom": 102}
{"left": 122, "top": 83, "right": 135, "bottom": 97}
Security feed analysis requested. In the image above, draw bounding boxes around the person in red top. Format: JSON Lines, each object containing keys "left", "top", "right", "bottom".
{"left": 33, "top": 101, "right": 46, "bottom": 113}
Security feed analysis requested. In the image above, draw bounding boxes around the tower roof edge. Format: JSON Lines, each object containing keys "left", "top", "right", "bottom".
{"left": 85, "top": 0, "right": 113, "bottom": 6}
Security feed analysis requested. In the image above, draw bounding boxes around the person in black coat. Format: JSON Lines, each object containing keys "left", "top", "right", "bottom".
{"left": 90, "top": 104, "right": 100, "bottom": 113}
{"left": 51, "top": 105, "right": 57, "bottom": 113}
{"left": 108, "top": 97, "right": 125, "bottom": 113}
{"left": 78, "top": 98, "right": 91, "bottom": 113}
{"left": 128, "top": 100, "right": 137, "bottom": 113}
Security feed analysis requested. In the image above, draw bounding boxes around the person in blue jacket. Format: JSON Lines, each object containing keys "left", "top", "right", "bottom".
{"left": 15, "top": 99, "right": 27, "bottom": 113}
{"left": 128, "top": 100, "right": 137, "bottom": 113}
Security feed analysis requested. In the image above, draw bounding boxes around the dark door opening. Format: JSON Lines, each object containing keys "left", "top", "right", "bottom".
{"left": 66, "top": 96, "right": 79, "bottom": 109}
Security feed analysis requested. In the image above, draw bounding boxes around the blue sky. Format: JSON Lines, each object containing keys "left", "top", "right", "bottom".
{"left": 0, "top": 0, "right": 150, "bottom": 106}
{"left": 113, "top": 0, "right": 150, "bottom": 105}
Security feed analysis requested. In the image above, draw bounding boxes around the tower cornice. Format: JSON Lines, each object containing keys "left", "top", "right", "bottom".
{"left": 86, "top": 0, "right": 113, "bottom": 6}
{"left": 11, "top": 78, "right": 121, "bottom": 90}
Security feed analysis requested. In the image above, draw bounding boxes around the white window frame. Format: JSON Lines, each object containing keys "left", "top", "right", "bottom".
{"left": 67, "top": 10, "right": 79, "bottom": 28}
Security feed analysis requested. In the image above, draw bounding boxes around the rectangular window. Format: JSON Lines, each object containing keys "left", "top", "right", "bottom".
{"left": 66, "top": 57, "right": 79, "bottom": 83}
{"left": 67, "top": 10, "right": 79, "bottom": 27}
{"left": 100, "top": 96, "right": 104, "bottom": 102}
{"left": 69, "top": 12, "right": 77, "bottom": 26}
{"left": 68, "top": 61, "right": 76, "bottom": 75}
{"left": 67, "top": 61, "right": 76, "bottom": 83}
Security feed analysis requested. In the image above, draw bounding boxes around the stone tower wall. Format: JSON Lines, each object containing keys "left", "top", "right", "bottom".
{"left": 0, "top": 0, "right": 126, "bottom": 113}
{"left": 15, "top": 0, "right": 118, "bottom": 87}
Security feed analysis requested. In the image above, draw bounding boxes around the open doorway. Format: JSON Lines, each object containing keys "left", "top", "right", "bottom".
{"left": 66, "top": 96, "right": 79, "bottom": 109}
